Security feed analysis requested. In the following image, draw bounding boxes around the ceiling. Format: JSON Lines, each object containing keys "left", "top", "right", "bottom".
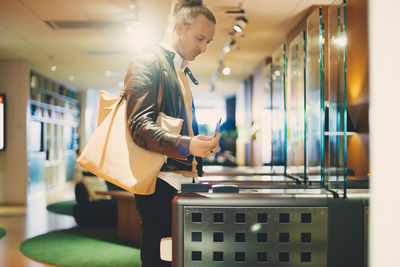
{"left": 0, "top": 0, "right": 332, "bottom": 96}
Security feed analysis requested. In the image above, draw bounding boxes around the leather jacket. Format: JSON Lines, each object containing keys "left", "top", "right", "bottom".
{"left": 124, "top": 45, "right": 203, "bottom": 176}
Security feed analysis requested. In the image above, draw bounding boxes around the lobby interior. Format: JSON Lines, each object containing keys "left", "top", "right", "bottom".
{"left": 0, "top": 0, "right": 398, "bottom": 266}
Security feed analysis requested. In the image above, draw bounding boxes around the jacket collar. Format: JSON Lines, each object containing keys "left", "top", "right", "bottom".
{"left": 158, "top": 43, "right": 190, "bottom": 72}
{"left": 157, "top": 44, "right": 199, "bottom": 85}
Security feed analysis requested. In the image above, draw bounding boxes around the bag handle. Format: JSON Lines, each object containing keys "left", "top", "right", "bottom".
{"left": 120, "top": 53, "right": 165, "bottom": 113}
{"left": 156, "top": 54, "right": 165, "bottom": 113}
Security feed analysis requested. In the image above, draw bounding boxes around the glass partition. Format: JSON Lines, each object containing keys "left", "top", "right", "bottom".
{"left": 327, "top": 0, "right": 347, "bottom": 195}
{"left": 262, "top": 64, "right": 273, "bottom": 165}
{"left": 306, "top": 7, "right": 325, "bottom": 185}
{"left": 271, "top": 45, "right": 286, "bottom": 172}
{"left": 286, "top": 31, "right": 306, "bottom": 180}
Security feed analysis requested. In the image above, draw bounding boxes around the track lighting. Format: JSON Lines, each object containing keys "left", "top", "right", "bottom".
{"left": 233, "top": 16, "right": 248, "bottom": 33}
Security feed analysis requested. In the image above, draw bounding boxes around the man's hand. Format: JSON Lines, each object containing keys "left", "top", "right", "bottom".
{"left": 189, "top": 134, "right": 221, "bottom": 158}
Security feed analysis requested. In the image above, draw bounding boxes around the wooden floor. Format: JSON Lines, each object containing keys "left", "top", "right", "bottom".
{"left": 0, "top": 183, "right": 77, "bottom": 267}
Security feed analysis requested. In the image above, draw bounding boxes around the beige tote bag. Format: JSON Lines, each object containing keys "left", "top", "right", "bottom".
{"left": 77, "top": 59, "right": 183, "bottom": 194}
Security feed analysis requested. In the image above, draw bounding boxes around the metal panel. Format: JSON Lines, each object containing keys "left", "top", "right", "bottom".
{"left": 364, "top": 206, "right": 369, "bottom": 267}
{"left": 175, "top": 192, "right": 329, "bottom": 208}
{"left": 182, "top": 206, "right": 328, "bottom": 266}
{"left": 327, "top": 196, "right": 365, "bottom": 267}
{"left": 172, "top": 202, "right": 185, "bottom": 267}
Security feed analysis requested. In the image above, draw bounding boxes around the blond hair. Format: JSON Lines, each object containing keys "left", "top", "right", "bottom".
{"left": 165, "top": 0, "right": 216, "bottom": 39}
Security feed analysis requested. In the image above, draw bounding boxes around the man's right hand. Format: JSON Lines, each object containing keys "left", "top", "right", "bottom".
{"left": 189, "top": 134, "right": 220, "bottom": 158}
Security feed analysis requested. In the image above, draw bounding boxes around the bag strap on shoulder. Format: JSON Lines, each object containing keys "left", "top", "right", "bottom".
{"left": 155, "top": 54, "right": 165, "bottom": 113}
{"left": 120, "top": 52, "right": 165, "bottom": 113}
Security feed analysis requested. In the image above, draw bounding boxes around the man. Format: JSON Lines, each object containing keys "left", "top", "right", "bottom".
{"left": 124, "top": 1, "right": 217, "bottom": 266}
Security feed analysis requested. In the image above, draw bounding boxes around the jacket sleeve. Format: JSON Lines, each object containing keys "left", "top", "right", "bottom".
{"left": 124, "top": 54, "right": 191, "bottom": 160}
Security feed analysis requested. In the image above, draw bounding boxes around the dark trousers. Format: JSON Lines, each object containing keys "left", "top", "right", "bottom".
{"left": 134, "top": 178, "right": 177, "bottom": 267}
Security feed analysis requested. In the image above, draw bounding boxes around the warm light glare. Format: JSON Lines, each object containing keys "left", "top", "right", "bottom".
{"left": 349, "top": 76, "right": 363, "bottom": 99}
{"left": 222, "top": 67, "right": 231, "bottom": 75}
{"left": 333, "top": 36, "right": 347, "bottom": 47}
{"left": 124, "top": 26, "right": 157, "bottom": 51}
{"left": 223, "top": 46, "right": 230, "bottom": 53}
{"left": 51, "top": 65, "right": 56, "bottom": 71}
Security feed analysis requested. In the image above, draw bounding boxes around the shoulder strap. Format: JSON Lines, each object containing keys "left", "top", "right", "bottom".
{"left": 120, "top": 52, "right": 165, "bottom": 112}
{"left": 155, "top": 54, "right": 165, "bottom": 112}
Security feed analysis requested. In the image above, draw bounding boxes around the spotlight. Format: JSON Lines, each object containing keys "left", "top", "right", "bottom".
{"left": 233, "top": 16, "right": 248, "bottom": 33}
{"left": 233, "top": 25, "right": 242, "bottom": 33}
{"left": 222, "top": 67, "right": 231, "bottom": 76}
{"left": 129, "top": 3, "right": 136, "bottom": 10}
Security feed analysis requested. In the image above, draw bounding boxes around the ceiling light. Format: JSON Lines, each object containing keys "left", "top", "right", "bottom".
{"left": 222, "top": 67, "right": 231, "bottom": 76}
{"left": 68, "top": 75, "right": 74, "bottom": 81}
{"left": 129, "top": 3, "right": 136, "bottom": 10}
{"left": 233, "top": 16, "right": 248, "bottom": 33}
{"left": 51, "top": 65, "right": 56, "bottom": 71}
{"left": 233, "top": 25, "right": 242, "bottom": 33}
{"left": 105, "top": 70, "right": 112, "bottom": 77}
{"left": 223, "top": 46, "right": 230, "bottom": 53}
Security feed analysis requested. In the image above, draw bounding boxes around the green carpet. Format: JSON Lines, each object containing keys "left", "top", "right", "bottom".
{"left": 20, "top": 227, "right": 141, "bottom": 267}
{"left": 0, "top": 227, "right": 6, "bottom": 239}
{"left": 46, "top": 200, "right": 77, "bottom": 216}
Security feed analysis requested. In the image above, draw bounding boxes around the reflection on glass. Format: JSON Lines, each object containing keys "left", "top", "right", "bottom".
{"left": 287, "top": 31, "right": 306, "bottom": 179}
{"left": 262, "top": 64, "right": 273, "bottom": 165}
{"left": 272, "top": 45, "right": 286, "bottom": 169}
{"left": 306, "top": 7, "right": 325, "bottom": 185}
{"left": 327, "top": 0, "right": 347, "bottom": 194}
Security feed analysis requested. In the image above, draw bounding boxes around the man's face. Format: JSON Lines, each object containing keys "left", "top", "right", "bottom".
{"left": 175, "top": 15, "right": 215, "bottom": 61}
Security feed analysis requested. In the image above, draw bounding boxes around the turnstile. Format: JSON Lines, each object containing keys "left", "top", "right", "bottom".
{"left": 172, "top": 190, "right": 368, "bottom": 267}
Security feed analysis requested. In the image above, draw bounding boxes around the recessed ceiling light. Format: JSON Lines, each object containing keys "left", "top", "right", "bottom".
{"left": 51, "top": 65, "right": 56, "bottom": 71}
{"left": 222, "top": 67, "right": 231, "bottom": 76}
{"left": 105, "top": 71, "right": 112, "bottom": 77}
{"left": 68, "top": 75, "right": 74, "bottom": 81}
{"left": 223, "top": 46, "right": 230, "bottom": 53}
